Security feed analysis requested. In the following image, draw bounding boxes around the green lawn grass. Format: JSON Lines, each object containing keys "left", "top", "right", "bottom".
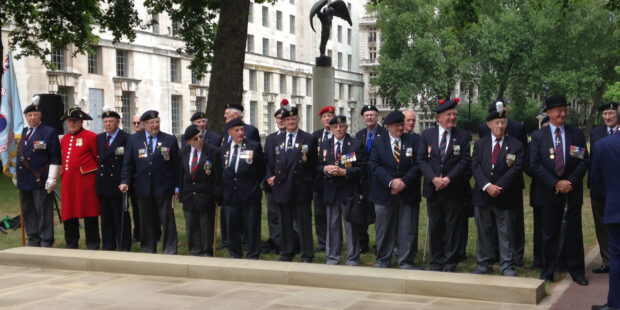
{"left": 0, "top": 174, "right": 596, "bottom": 280}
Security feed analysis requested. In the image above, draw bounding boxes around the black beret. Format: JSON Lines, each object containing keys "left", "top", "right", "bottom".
{"left": 102, "top": 110, "right": 121, "bottom": 119}
{"left": 190, "top": 111, "right": 206, "bottom": 121}
{"left": 23, "top": 104, "right": 40, "bottom": 114}
{"left": 274, "top": 108, "right": 286, "bottom": 118}
{"left": 281, "top": 107, "right": 299, "bottom": 118}
{"left": 226, "top": 102, "right": 244, "bottom": 112}
{"left": 140, "top": 110, "right": 159, "bottom": 122}
{"left": 60, "top": 107, "right": 93, "bottom": 121}
{"left": 329, "top": 115, "right": 347, "bottom": 126}
{"left": 184, "top": 124, "right": 201, "bottom": 141}
{"left": 435, "top": 98, "right": 460, "bottom": 113}
{"left": 486, "top": 111, "right": 507, "bottom": 122}
{"left": 598, "top": 102, "right": 619, "bottom": 112}
{"left": 361, "top": 105, "right": 379, "bottom": 115}
{"left": 225, "top": 118, "right": 245, "bottom": 131}
{"left": 543, "top": 94, "right": 568, "bottom": 112}
{"left": 383, "top": 110, "right": 405, "bottom": 125}
{"left": 488, "top": 99, "right": 506, "bottom": 112}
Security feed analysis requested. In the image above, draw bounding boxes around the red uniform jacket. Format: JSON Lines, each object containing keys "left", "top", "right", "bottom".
{"left": 60, "top": 128, "right": 100, "bottom": 220}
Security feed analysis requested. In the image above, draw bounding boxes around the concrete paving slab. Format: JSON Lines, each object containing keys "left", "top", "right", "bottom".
{"left": 0, "top": 286, "right": 69, "bottom": 307}
{"left": 344, "top": 299, "right": 427, "bottom": 310}
{"left": 275, "top": 288, "right": 367, "bottom": 309}
{"left": 158, "top": 279, "right": 241, "bottom": 298}
{"left": 193, "top": 289, "right": 288, "bottom": 310}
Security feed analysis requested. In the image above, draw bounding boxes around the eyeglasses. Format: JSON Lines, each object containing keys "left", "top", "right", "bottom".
{"left": 133, "top": 122, "right": 140, "bottom": 125}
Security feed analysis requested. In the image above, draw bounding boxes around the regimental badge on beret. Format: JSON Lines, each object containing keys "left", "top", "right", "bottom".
{"left": 329, "top": 115, "right": 347, "bottom": 126}
{"left": 319, "top": 105, "right": 336, "bottom": 116}
{"left": 361, "top": 105, "right": 379, "bottom": 115}
{"left": 102, "top": 106, "right": 121, "bottom": 119}
{"left": 599, "top": 102, "right": 619, "bottom": 112}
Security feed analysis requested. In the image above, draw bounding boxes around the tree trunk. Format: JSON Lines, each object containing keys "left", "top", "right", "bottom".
{"left": 584, "top": 83, "right": 605, "bottom": 139}
{"left": 205, "top": 0, "right": 250, "bottom": 134}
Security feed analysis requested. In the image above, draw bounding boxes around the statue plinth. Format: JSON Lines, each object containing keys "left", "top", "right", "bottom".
{"left": 315, "top": 56, "right": 332, "bottom": 67}
{"left": 312, "top": 63, "right": 335, "bottom": 131}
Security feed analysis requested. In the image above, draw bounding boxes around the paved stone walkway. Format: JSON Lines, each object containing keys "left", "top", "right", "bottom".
{"left": 0, "top": 265, "right": 549, "bottom": 310}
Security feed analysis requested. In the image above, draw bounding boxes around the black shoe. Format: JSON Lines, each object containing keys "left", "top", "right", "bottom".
{"left": 592, "top": 304, "right": 619, "bottom": 310}
{"left": 573, "top": 275, "right": 589, "bottom": 286}
{"left": 541, "top": 274, "right": 554, "bottom": 283}
{"left": 592, "top": 265, "right": 610, "bottom": 274}
{"left": 278, "top": 256, "right": 293, "bottom": 262}
{"left": 302, "top": 258, "right": 313, "bottom": 263}
{"left": 360, "top": 245, "right": 369, "bottom": 254}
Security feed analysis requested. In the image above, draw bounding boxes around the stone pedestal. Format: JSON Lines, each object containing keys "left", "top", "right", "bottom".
{"left": 312, "top": 60, "right": 334, "bottom": 132}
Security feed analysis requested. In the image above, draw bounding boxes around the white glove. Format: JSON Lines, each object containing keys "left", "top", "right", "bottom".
{"left": 45, "top": 164, "right": 61, "bottom": 194}
{"left": 12, "top": 176, "right": 17, "bottom": 187}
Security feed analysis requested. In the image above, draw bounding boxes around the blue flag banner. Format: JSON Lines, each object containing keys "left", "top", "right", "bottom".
{"left": 0, "top": 52, "right": 24, "bottom": 179}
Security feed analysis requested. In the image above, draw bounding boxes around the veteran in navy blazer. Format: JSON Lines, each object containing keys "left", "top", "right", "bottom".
{"left": 219, "top": 119, "right": 265, "bottom": 259}
{"left": 417, "top": 98, "right": 471, "bottom": 272}
{"left": 588, "top": 102, "right": 619, "bottom": 274}
{"left": 16, "top": 101, "right": 61, "bottom": 247}
{"left": 120, "top": 110, "right": 179, "bottom": 254}
{"left": 220, "top": 103, "right": 261, "bottom": 145}
{"left": 96, "top": 110, "right": 131, "bottom": 251}
{"left": 369, "top": 111, "right": 422, "bottom": 269}
{"left": 590, "top": 121, "right": 620, "bottom": 310}
{"left": 471, "top": 105, "right": 525, "bottom": 277}
{"left": 178, "top": 125, "right": 222, "bottom": 257}
{"left": 355, "top": 105, "right": 388, "bottom": 253}
{"left": 529, "top": 94, "right": 589, "bottom": 285}
{"left": 181, "top": 111, "right": 222, "bottom": 148}
{"left": 317, "top": 116, "right": 366, "bottom": 266}
{"left": 266, "top": 107, "right": 317, "bottom": 262}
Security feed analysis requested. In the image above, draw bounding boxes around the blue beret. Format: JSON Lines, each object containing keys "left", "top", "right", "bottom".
{"left": 599, "top": 102, "right": 618, "bottom": 112}
{"left": 102, "top": 110, "right": 121, "bottom": 119}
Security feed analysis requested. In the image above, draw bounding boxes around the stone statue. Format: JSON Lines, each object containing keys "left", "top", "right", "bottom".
{"left": 310, "top": 0, "right": 352, "bottom": 57}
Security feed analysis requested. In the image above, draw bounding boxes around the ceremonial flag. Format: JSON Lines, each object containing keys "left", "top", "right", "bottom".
{"left": 0, "top": 52, "right": 24, "bottom": 179}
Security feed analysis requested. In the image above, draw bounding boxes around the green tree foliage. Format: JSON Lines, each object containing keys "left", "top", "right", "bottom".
{"left": 603, "top": 66, "right": 620, "bottom": 102}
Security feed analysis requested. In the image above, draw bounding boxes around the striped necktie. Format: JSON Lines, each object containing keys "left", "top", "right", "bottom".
{"left": 439, "top": 130, "right": 448, "bottom": 160}
{"left": 190, "top": 148, "right": 198, "bottom": 180}
{"left": 554, "top": 127, "right": 564, "bottom": 176}
{"left": 393, "top": 140, "right": 400, "bottom": 163}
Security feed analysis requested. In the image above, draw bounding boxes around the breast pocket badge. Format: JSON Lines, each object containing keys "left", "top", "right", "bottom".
{"left": 114, "top": 147, "right": 124, "bottom": 156}
{"left": 506, "top": 154, "right": 516, "bottom": 167}
{"left": 240, "top": 150, "right": 254, "bottom": 164}
{"left": 569, "top": 145, "right": 585, "bottom": 159}
{"left": 549, "top": 147, "right": 555, "bottom": 160}
{"left": 453, "top": 145, "right": 461, "bottom": 156}
{"left": 204, "top": 160, "right": 212, "bottom": 175}
{"left": 406, "top": 147, "right": 413, "bottom": 158}
{"left": 138, "top": 148, "right": 147, "bottom": 158}
{"left": 33, "top": 141, "right": 47, "bottom": 150}
{"left": 160, "top": 147, "right": 170, "bottom": 161}
{"left": 301, "top": 144, "right": 309, "bottom": 163}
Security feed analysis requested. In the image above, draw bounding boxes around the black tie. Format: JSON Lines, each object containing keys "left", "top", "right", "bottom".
{"left": 335, "top": 141, "right": 342, "bottom": 162}
{"left": 286, "top": 133, "right": 294, "bottom": 161}
{"left": 106, "top": 134, "right": 112, "bottom": 148}
{"left": 322, "top": 131, "right": 329, "bottom": 142}
{"left": 147, "top": 136, "right": 153, "bottom": 156}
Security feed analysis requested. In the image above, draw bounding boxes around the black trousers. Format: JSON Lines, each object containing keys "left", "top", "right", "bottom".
{"left": 137, "top": 195, "right": 177, "bottom": 254}
{"left": 591, "top": 195, "right": 609, "bottom": 263}
{"left": 20, "top": 189, "right": 54, "bottom": 247}
{"left": 223, "top": 202, "right": 261, "bottom": 259}
{"left": 184, "top": 206, "right": 215, "bottom": 257}
{"left": 265, "top": 192, "right": 281, "bottom": 251}
{"left": 427, "top": 194, "right": 465, "bottom": 271}
{"left": 313, "top": 191, "right": 327, "bottom": 250}
{"left": 277, "top": 201, "right": 314, "bottom": 262}
{"left": 532, "top": 205, "right": 543, "bottom": 267}
{"left": 513, "top": 195, "right": 526, "bottom": 263}
{"left": 64, "top": 217, "right": 100, "bottom": 250}
{"left": 540, "top": 203, "right": 585, "bottom": 280}
{"left": 128, "top": 187, "right": 140, "bottom": 241}
{"left": 99, "top": 195, "right": 131, "bottom": 251}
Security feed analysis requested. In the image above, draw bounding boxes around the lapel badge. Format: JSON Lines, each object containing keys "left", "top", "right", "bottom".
{"left": 549, "top": 147, "right": 555, "bottom": 159}
{"left": 427, "top": 145, "right": 432, "bottom": 158}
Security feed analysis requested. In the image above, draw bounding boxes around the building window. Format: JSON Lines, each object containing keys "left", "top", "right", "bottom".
{"left": 51, "top": 48, "right": 66, "bottom": 71}
{"left": 348, "top": 85, "right": 354, "bottom": 100}
{"left": 290, "top": 44, "right": 296, "bottom": 61}
{"left": 57, "top": 86, "right": 72, "bottom": 109}
{"left": 369, "top": 92, "right": 377, "bottom": 106}
{"left": 267, "top": 102, "right": 275, "bottom": 132}
{"left": 264, "top": 72, "right": 271, "bottom": 93}
{"left": 289, "top": 15, "right": 295, "bottom": 34}
{"left": 347, "top": 28, "right": 351, "bottom": 45}
{"left": 250, "top": 101, "right": 258, "bottom": 126}
{"left": 327, "top": 49, "right": 332, "bottom": 57}
{"left": 152, "top": 14, "right": 159, "bottom": 34}
{"left": 196, "top": 97, "right": 206, "bottom": 114}
{"left": 247, "top": 35, "right": 254, "bottom": 52}
{"left": 171, "top": 95, "right": 181, "bottom": 135}
{"left": 191, "top": 70, "right": 200, "bottom": 85}
{"left": 369, "top": 47, "right": 377, "bottom": 60}
{"left": 369, "top": 29, "right": 377, "bottom": 43}
{"left": 338, "top": 52, "right": 343, "bottom": 69}
{"left": 339, "top": 83, "right": 344, "bottom": 99}
{"left": 116, "top": 50, "right": 128, "bottom": 77}
{"left": 306, "top": 78, "right": 312, "bottom": 96}
{"left": 249, "top": 4, "right": 253, "bottom": 23}
{"left": 121, "top": 92, "right": 132, "bottom": 130}
{"left": 249, "top": 69, "right": 257, "bottom": 90}
{"left": 279, "top": 74, "right": 286, "bottom": 94}
{"left": 347, "top": 54, "right": 352, "bottom": 71}
{"left": 347, "top": 2, "right": 351, "bottom": 12}
{"left": 276, "top": 11, "right": 282, "bottom": 30}
{"left": 337, "top": 25, "right": 342, "bottom": 43}
{"left": 87, "top": 47, "right": 101, "bottom": 74}
{"left": 262, "top": 6, "right": 268, "bottom": 27}
{"left": 171, "top": 20, "right": 181, "bottom": 37}
{"left": 292, "top": 76, "right": 298, "bottom": 96}
{"left": 262, "top": 38, "right": 269, "bottom": 56}
{"left": 276, "top": 41, "right": 283, "bottom": 58}
{"left": 170, "top": 58, "right": 180, "bottom": 83}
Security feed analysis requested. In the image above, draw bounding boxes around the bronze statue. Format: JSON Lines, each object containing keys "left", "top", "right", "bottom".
{"left": 310, "top": 0, "right": 352, "bottom": 57}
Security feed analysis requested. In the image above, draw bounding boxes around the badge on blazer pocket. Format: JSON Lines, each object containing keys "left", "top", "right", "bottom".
{"left": 427, "top": 146, "right": 432, "bottom": 158}
{"left": 138, "top": 148, "right": 147, "bottom": 158}
{"left": 33, "top": 141, "right": 47, "bottom": 150}
{"left": 114, "top": 147, "right": 124, "bottom": 156}
{"left": 506, "top": 154, "right": 516, "bottom": 167}
{"left": 240, "top": 150, "right": 254, "bottom": 164}
{"left": 569, "top": 145, "right": 585, "bottom": 159}
{"left": 301, "top": 144, "right": 309, "bottom": 163}
{"left": 341, "top": 152, "right": 357, "bottom": 168}
{"left": 453, "top": 145, "right": 461, "bottom": 156}
{"left": 549, "top": 147, "right": 555, "bottom": 159}
{"left": 406, "top": 147, "right": 413, "bottom": 158}
{"left": 76, "top": 138, "right": 83, "bottom": 147}
{"left": 204, "top": 160, "right": 212, "bottom": 175}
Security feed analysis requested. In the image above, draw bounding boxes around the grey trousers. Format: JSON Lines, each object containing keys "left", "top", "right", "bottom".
{"left": 374, "top": 197, "right": 419, "bottom": 268}
{"left": 313, "top": 191, "right": 327, "bottom": 250}
{"left": 184, "top": 208, "right": 214, "bottom": 257}
{"left": 138, "top": 195, "right": 178, "bottom": 254}
{"left": 20, "top": 189, "right": 54, "bottom": 247}
{"left": 325, "top": 199, "right": 360, "bottom": 265}
{"left": 474, "top": 206, "right": 518, "bottom": 273}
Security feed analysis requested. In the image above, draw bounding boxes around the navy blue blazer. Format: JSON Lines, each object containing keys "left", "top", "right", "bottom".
{"left": 588, "top": 125, "right": 610, "bottom": 198}
{"left": 590, "top": 133, "right": 620, "bottom": 224}
{"left": 95, "top": 130, "right": 128, "bottom": 196}
{"left": 16, "top": 124, "right": 61, "bottom": 190}
{"left": 181, "top": 130, "right": 222, "bottom": 149}
{"left": 121, "top": 131, "right": 180, "bottom": 197}
{"left": 355, "top": 125, "right": 388, "bottom": 192}
{"left": 262, "top": 130, "right": 284, "bottom": 192}
{"left": 316, "top": 134, "right": 366, "bottom": 205}
{"left": 266, "top": 129, "right": 317, "bottom": 204}
{"left": 479, "top": 118, "right": 529, "bottom": 182}
{"left": 472, "top": 135, "right": 524, "bottom": 209}
{"left": 178, "top": 143, "right": 222, "bottom": 211}
{"left": 312, "top": 128, "right": 331, "bottom": 192}
{"left": 417, "top": 126, "right": 472, "bottom": 198}
{"left": 529, "top": 125, "right": 588, "bottom": 207}
{"left": 368, "top": 132, "right": 421, "bottom": 206}
{"left": 221, "top": 124, "right": 261, "bottom": 146}
{"left": 219, "top": 139, "right": 265, "bottom": 205}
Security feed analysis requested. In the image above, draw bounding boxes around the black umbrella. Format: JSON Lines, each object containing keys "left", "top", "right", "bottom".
{"left": 552, "top": 197, "right": 570, "bottom": 275}
{"left": 52, "top": 190, "right": 62, "bottom": 223}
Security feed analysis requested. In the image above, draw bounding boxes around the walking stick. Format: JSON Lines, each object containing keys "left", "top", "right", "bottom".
{"left": 551, "top": 196, "right": 570, "bottom": 278}
{"left": 119, "top": 192, "right": 128, "bottom": 250}
{"left": 212, "top": 204, "right": 218, "bottom": 256}
{"left": 423, "top": 217, "right": 429, "bottom": 262}
{"left": 18, "top": 199, "right": 25, "bottom": 246}
{"left": 52, "top": 190, "right": 62, "bottom": 223}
